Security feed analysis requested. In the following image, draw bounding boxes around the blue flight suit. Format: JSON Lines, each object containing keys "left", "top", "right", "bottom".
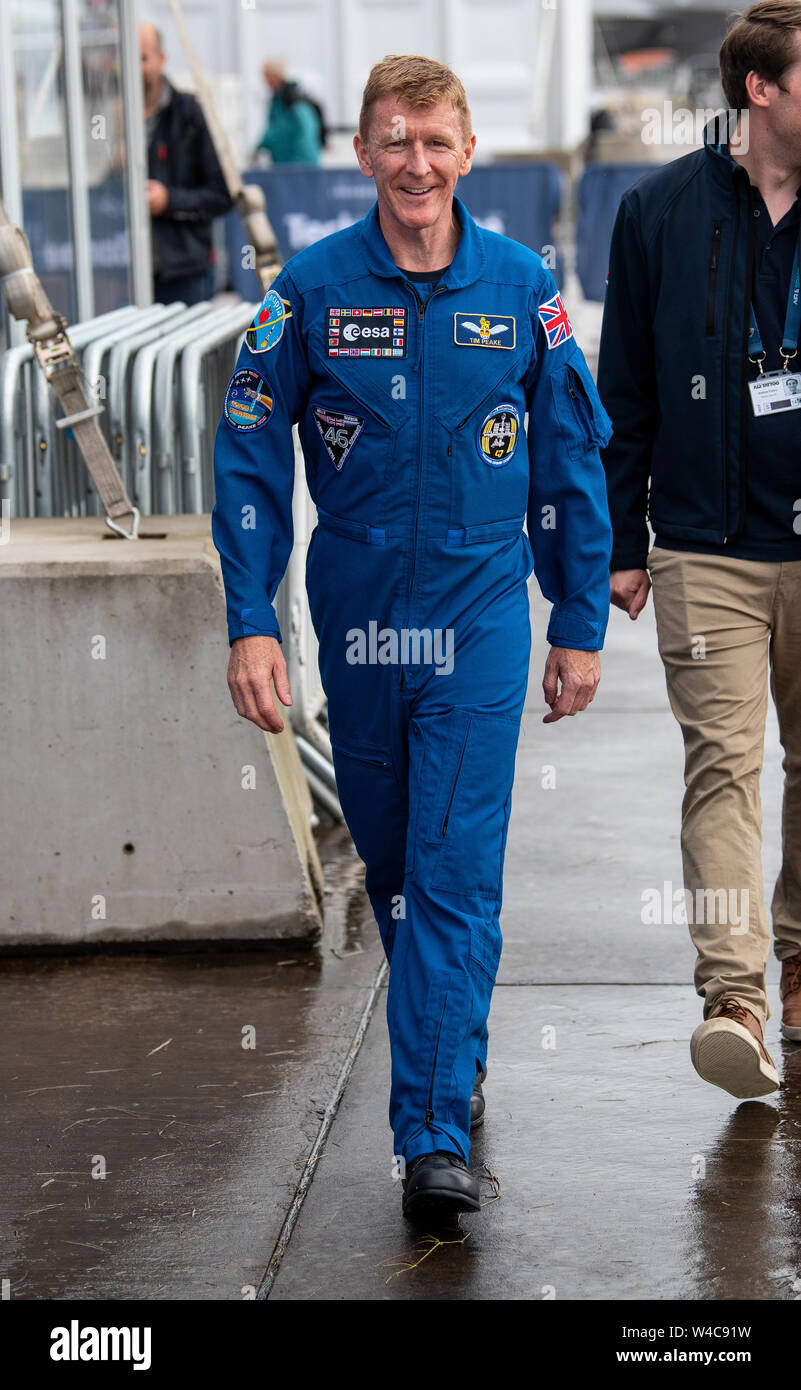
{"left": 212, "top": 195, "right": 613, "bottom": 1167}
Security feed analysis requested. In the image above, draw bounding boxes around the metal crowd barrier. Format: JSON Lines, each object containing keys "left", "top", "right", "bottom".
{"left": 1, "top": 305, "right": 137, "bottom": 516}
{"left": 0, "top": 299, "right": 339, "bottom": 819}
{"left": 0, "top": 302, "right": 261, "bottom": 519}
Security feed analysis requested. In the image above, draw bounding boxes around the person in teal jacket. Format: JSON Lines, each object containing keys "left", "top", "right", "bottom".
{"left": 214, "top": 54, "right": 613, "bottom": 1220}
{"left": 256, "top": 60, "right": 322, "bottom": 165}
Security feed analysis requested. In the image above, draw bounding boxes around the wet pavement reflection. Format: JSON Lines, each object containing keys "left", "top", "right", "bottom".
{"left": 0, "top": 826, "right": 385, "bottom": 1300}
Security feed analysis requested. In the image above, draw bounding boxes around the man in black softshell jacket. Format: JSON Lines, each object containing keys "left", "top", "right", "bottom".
{"left": 140, "top": 22, "right": 232, "bottom": 304}
{"left": 597, "top": 0, "right": 801, "bottom": 1102}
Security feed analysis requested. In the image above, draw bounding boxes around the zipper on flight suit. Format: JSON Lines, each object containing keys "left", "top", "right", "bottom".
{"left": 441, "top": 735, "right": 468, "bottom": 837}
{"left": 407, "top": 282, "right": 448, "bottom": 599}
{"left": 424, "top": 992, "right": 448, "bottom": 1125}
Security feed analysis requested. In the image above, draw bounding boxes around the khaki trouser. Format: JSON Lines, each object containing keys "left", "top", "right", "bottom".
{"left": 647, "top": 547, "right": 801, "bottom": 1031}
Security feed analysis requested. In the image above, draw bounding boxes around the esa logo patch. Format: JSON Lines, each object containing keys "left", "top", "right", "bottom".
{"left": 327, "top": 307, "right": 407, "bottom": 357}
{"left": 312, "top": 406, "right": 365, "bottom": 471}
{"left": 477, "top": 402, "right": 520, "bottom": 466}
{"left": 247, "top": 289, "right": 292, "bottom": 353}
{"left": 454, "top": 313, "right": 516, "bottom": 349}
{"left": 224, "top": 368, "right": 273, "bottom": 431}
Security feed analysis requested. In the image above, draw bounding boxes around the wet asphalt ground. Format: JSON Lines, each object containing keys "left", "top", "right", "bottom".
{"left": 2, "top": 593, "right": 799, "bottom": 1302}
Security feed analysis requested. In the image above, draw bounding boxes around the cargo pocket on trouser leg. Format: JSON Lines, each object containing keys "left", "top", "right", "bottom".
{"left": 429, "top": 710, "right": 522, "bottom": 899}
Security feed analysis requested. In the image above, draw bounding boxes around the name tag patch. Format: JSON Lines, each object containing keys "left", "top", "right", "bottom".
{"left": 224, "top": 368, "right": 274, "bottom": 431}
{"left": 312, "top": 406, "right": 365, "bottom": 471}
{"left": 477, "top": 402, "right": 520, "bottom": 466}
{"left": 454, "top": 312, "right": 516, "bottom": 349}
{"left": 247, "top": 289, "right": 292, "bottom": 353}
{"left": 327, "top": 307, "right": 407, "bottom": 357}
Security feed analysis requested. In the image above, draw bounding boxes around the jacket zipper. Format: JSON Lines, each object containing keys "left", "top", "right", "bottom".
{"left": 424, "top": 993, "right": 448, "bottom": 1125}
{"left": 722, "top": 191, "right": 741, "bottom": 542}
{"left": 735, "top": 186, "right": 755, "bottom": 545}
{"left": 706, "top": 222, "right": 722, "bottom": 336}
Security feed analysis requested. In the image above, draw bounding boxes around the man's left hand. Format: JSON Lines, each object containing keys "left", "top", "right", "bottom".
{"left": 542, "top": 646, "right": 601, "bottom": 724}
{"left": 146, "top": 179, "right": 169, "bottom": 215}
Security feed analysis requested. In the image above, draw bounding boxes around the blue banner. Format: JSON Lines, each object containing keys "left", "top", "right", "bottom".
{"left": 22, "top": 178, "right": 132, "bottom": 321}
{"left": 576, "top": 163, "right": 657, "bottom": 303}
{"left": 225, "top": 163, "right": 564, "bottom": 300}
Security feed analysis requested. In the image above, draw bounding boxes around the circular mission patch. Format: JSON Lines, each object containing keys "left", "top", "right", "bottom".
{"left": 246, "top": 288, "right": 292, "bottom": 353}
{"left": 224, "top": 368, "right": 274, "bottom": 431}
{"left": 477, "top": 402, "right": 520, "bottom": 466}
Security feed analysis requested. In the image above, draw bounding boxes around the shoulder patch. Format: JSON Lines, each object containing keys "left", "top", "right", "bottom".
{"left": 224, "top": 368, "right": 274, "bottom": 431}
{"left": 538, "top": 292, "right": 573, "bottom": 350}
{"left": 246, "top": 289, "right": 292, "bottom": 353}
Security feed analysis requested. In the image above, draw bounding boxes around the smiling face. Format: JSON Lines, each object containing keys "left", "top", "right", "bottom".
{"left": 353, "top": 96, "right": 475, "bottom": 239}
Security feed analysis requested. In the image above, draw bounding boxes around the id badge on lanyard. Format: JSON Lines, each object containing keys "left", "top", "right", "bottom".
{"left": 747, "top": 225, "right": 801, "bottom": 417}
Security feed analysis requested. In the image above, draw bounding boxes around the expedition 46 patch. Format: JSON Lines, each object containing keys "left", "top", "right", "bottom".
{"left": 326, "top": 307, "right": 407, "bottom": 357}
{"left": 312, "top": 406, "right": 365, "bottom": 471}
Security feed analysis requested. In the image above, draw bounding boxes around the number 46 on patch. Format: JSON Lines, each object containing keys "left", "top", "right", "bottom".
{"left": 312, "top": 406, "right": 365, "bottom": 472}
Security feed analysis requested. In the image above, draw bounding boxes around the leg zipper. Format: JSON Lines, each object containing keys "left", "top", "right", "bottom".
{"left": 425, "top": 993, "right": 448, "bottom": 1125}
{"left": 441, "top": 739, "right": 468, "bottom": 837}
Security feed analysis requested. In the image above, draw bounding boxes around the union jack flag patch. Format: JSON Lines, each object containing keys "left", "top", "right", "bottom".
{"left": 538, "top": 292, "right": 573, "bottom": 350}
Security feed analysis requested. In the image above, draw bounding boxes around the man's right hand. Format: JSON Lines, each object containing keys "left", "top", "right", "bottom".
{"left": 227, "top": 635, "right": 293, "bottom": 734}
{"left": 610, "top": 568, "right": 651, "bottom": 620}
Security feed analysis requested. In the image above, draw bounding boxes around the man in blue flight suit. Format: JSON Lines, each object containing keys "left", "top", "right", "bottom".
{"left": 212, "top": 54, "right": 614, "bottom": 1219}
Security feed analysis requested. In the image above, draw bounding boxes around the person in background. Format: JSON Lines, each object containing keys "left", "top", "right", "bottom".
{"left": 140, "top": 21, "right": 232, "bottom": 305}
{"left": 597, "top": 1, "right": 801, "bottom": 1101}
{"left": 255, "top": 59, "right": 324, "bottom": 165}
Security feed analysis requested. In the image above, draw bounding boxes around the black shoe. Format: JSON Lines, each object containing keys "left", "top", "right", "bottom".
{"left": 401, "top": 1151, "right": 480, "bottom": 1218}
{"left": 470, "top": 1064, "right": 488, "bottom": 1129}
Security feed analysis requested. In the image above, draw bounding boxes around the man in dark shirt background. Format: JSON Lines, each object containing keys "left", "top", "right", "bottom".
{"left": 140, "top": 21, "right": 232, "bottom": 305}
{"left": 598, "top": 0, "right": 801, "bottom": 1101}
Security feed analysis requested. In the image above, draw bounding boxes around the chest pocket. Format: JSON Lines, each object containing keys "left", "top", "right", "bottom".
{"left": 308, "top": 306, "right": 410, "bottom": 434}
{"left": 435, "top": 312, "right": 533, "bottom": 434}
{"left": 447, "top": 369, "right": 530, "bottom": 531}
{"left": 550, "top": 355, "right": 613, "bottom": 460}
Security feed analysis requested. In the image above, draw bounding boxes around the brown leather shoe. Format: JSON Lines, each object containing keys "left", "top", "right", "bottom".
{"left": 690, "top": 997, "right": 779, "bottom": 1098}
{"left": 780, "top": 955, "right": 801, "bottom": 1043}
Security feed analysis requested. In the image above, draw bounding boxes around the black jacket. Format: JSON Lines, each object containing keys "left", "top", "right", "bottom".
{"left": 147, "top": 80, "right": 232, "bottom": 280}
{"left": 597, "top": 118, "right": 767, "bottom": 570}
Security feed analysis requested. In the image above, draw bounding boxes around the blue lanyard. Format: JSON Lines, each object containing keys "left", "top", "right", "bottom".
{"left": 748, "top": 226, "right": 801, "bottom": 371}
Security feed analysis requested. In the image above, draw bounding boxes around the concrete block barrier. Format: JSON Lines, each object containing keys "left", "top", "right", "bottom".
{"left": 0, "top": 515, "right": 323, "bottom": 948}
